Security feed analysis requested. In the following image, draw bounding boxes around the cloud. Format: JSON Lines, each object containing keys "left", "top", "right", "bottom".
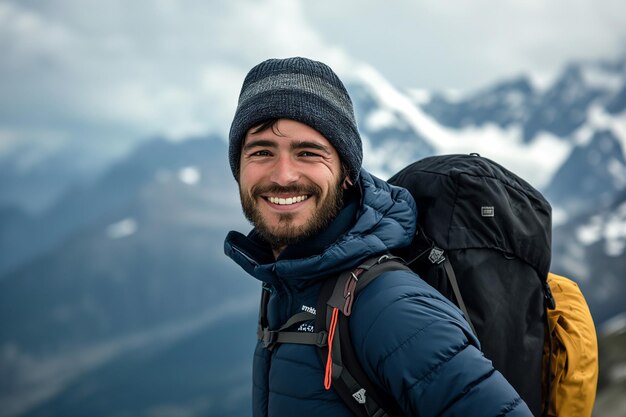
{"left": 0, "top": 2, "right": 76, "bottom": 62}
{"left": 302, "top": 0, "right": 626, "bottom": 90}
{"left": 0, "top": 0, "right": 356, "bottom": 161}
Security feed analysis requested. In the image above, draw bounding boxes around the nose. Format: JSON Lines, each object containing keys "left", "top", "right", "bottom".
{"left": 269, "top": 154, "right": 299, "bottom": 185}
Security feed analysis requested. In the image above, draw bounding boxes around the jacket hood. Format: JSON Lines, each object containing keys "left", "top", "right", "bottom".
{"left": 224, "top": 169, "right": 417, "bottom": 286}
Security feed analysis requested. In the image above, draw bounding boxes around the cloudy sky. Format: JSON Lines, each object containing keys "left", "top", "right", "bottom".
{"left": 1, "top": 0, "right": 625, "bottom": 162}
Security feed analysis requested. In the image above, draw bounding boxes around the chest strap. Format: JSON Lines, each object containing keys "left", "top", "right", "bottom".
{"left": 256, "top": 255, "right": 407, "bottom": 351}
{"left": 256, "top": 309, "right": 328, "bottom": 350}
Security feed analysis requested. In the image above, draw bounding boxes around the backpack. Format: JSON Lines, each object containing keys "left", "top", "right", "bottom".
{"left": 257, "top": 153, "right": 597, "bottom": 417}
{"left": 387, "top": 153, "right": 553, "bottom": 416}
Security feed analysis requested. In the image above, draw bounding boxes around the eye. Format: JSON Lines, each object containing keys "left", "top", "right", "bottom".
{"left": 250, "top": 150, "right": 272, "bottom": 157}
{"left": 299, "top": 151, "right": 321, "bottom": 157}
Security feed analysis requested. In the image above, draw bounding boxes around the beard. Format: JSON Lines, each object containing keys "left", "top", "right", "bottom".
{"left": 240, "top": 178, "right": 344, "bottom": 250}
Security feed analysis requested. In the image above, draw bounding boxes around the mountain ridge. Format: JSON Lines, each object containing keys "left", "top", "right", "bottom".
{"left": 1, "top": 53, "right": 625, "bottom": 417}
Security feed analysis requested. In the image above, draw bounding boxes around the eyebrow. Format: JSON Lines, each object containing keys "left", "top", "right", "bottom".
{"left": 291, "top": 140, "right": 331, "bottom": 154}
{"left": 242, "top": 139, "right": 276, "bottom": 152}
{"left": 243, "top": 139, "right": 332, "bottom": 154}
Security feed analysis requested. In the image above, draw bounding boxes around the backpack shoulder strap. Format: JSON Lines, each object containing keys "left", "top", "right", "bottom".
{"left": 326, "top": 255, "right": 410, "bottom": 316}
{"left": 316, "top": 255, "right": 410, "bottom": 417}
{"left": 402, "top": 225, "right": 479, "bottom": 337}
{"left": 441, "top": 257, "right": 478, "bottom": 337}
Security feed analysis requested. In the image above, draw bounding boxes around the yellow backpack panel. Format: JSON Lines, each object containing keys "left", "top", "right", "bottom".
{"left": 543, "top": 272, "right": 599, "bottom": 417}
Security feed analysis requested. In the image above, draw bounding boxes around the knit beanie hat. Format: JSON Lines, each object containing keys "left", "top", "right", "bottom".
{"left": 228, "top": 57, "right": 363, "bottom": 183}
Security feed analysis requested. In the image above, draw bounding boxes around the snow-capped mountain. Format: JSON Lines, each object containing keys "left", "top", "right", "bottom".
{"left": 544, "top": 129, "right": 626, "bottom": 220}
{"left": 350, "top": 56, "right": 626, "bottom": 223}
{"left": 420, "top": 57, "right": 626, "bottom": 142}
{"left": 0, "top": 134, "right": 239, "bottom": 276}
{"left": 0, "top": 54, "right": 625, "bottom": 417}
{"left": 0, "top": 137, "right": 256, "bottom": 417}
{"left": 0, "top": 144, "right": 102, "bottom": 215}
{"left": 552, "top": 189, "right": 626, "bottom": 325}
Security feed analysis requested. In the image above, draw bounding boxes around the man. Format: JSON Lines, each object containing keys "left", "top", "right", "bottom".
{"left": 224, "top": 57, "right": 532, "bottom": 417}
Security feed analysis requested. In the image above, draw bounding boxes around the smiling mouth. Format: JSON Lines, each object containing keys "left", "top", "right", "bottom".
{"left": 266, "top": 195, "right": 309, "bottom": 205}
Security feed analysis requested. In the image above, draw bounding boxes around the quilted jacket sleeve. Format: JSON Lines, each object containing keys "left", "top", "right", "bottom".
{"left": 350, "top": 270, "right": 533, "bottom": 417}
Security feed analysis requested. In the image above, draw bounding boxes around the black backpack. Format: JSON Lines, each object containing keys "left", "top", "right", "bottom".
{"left": 257, "top": 153, "right": 555, "bottom": 417}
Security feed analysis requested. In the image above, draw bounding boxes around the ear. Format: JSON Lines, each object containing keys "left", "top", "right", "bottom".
{"left": 342, "top": 176, "right": 353, "bottom": 190}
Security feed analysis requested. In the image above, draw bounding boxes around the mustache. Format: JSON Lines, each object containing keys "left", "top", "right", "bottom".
{"left": 251, "top": 183, "right": 321, "bottom": 197}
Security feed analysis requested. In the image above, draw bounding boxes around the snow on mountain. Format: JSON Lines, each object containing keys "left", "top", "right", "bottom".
{"left": 392, "top": 56, "right": 626, "bottom": 204}
{"left": 552, "top": 189, "right": 626, "bottom": 324}
{"left": 523, "top": 61, "right": 623, "bottom": 141}
{"left": 178, "top": 166, "right": 202, "bottom": 185}
{"left": 544, "top": 129, "right": 626, "bottom": 223}
{"left": 349, "top": 64, "right": 571, "bottom": 189}
{"left": 420, "top": 76, "right": 536, "bottom": 129}
{"left": 580, "top": 62, "right": 625, "bottom": 93}
{"left": 106, "top": 218, "right": 138, "bottom": 239}
{"left": 576, "top": 200, "right": 626, "bottom": 258}
{"left": 580, "top": 104, "right": 626, "bottom": 153}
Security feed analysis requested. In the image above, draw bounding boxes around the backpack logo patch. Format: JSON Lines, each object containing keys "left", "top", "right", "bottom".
{"left": 352, "top": 388, "right": 367, "bottom": 404}
{"left": 428, "top": 247, "right": 446, "bottom": 264}
{"left": 481, "top": 206, "right": 495, "bottom": 217}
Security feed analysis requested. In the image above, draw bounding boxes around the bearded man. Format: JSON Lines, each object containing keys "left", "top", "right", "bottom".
{"left": 224, "top": 57, "right": 532, "bottom": 417}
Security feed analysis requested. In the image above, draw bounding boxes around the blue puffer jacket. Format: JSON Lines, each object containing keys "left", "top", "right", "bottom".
{"left": 224, "top": 169, "right": 532, "bottom": 417}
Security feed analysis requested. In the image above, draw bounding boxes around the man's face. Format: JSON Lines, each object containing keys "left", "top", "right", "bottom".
{"left": 239, "top": 119, "right": 347, "bottom": 251}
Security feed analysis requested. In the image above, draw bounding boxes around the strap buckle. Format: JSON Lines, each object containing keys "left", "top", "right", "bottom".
{"left": 260, "top": 327, "right": 278, "bottom": 349}
{"left": 316, "top": 330, "right": 328, "bottom": 347}
{"left": 342, "top": 270, "right": 362, "bottom": 316}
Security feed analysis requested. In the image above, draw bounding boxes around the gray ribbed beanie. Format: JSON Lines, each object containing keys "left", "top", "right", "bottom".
{"left": 228, "top": 57, "right": 362, "bottom": 183}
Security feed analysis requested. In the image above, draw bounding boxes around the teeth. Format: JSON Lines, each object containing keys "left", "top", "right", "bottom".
{"left": 268, "top": 195, "right": 308, "bottom": 205}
